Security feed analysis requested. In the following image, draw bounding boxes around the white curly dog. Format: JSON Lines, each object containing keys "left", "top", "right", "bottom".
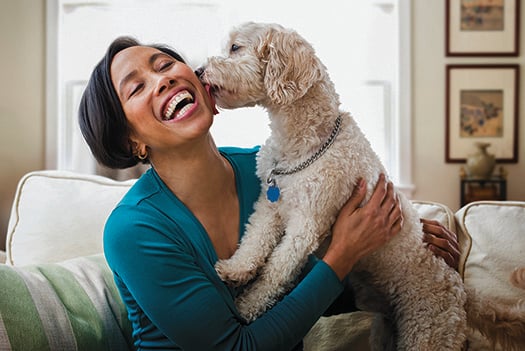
{"left": 199, "top": 22, "right": 525, "bottom": 350}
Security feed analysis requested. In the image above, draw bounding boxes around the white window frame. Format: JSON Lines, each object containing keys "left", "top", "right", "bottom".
{"left": 45, "top": 0, "right": 414, "bottom": 197}
{"left": 397, "top": 0, "right": 414, "bottom": 197}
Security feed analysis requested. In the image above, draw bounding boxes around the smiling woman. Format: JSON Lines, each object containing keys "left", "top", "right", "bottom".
{"left": 47, "top": 0, "right": 411, "bottom": 194}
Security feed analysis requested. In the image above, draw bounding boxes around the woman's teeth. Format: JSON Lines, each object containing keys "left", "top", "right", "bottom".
{"left": 175, "top": 104, "right": 193, "bottom": 119}
{"left": 163, "top": 90, "right": 194, "bottom": 121}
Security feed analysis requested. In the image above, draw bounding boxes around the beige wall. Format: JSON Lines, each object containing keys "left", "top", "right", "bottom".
{"left": 412, "top": 1, "right": 525, "bottom": 210}
{"left": 0, "top": 1, "right": 524, "bottom": 251}
{"left": 0, "top": 0, "right": 46, "bottom": 250}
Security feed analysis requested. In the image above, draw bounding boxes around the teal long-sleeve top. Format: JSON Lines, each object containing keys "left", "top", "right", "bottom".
{"left": 104, "top": 147, "right": 348, "bottom": 350}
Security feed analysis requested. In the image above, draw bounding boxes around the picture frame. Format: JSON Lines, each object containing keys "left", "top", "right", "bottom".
{"left": 446, "top": 65, "right": 519, "bottom": 163}
{"left": 446, "top": 0, "right": 520, "bottom": 56}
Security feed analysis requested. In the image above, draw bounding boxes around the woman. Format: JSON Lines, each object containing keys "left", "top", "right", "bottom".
{"left": 79, "top": 37, "right": 459, "bottom": 350}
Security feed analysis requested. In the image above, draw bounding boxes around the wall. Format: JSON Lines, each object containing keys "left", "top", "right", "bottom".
{"left": 0, "top": 0, "right": 46, "bottom": 251}
{"left": 0, "top": 1, "right": 524, "bottom": 251}
{"left": 412, "top": 1, "right": 525, "bottom": 211}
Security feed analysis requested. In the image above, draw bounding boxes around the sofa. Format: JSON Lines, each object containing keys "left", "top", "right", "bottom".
{"left": 0, "top": 170, "right": 523, "bottom": 350}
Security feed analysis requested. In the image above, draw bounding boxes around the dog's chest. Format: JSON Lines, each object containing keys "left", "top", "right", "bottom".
{"left": 258, "top": 158, "right": 351, "bottom": 222}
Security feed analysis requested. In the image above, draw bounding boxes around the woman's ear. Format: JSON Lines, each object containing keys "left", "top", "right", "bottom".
{"left": 129, "top": 138, "right": 148, "bottom": 160}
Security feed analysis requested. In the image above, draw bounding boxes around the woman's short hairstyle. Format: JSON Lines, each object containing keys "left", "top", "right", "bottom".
{"left": 78, "top": 36, "right": 186, "bottom": 169}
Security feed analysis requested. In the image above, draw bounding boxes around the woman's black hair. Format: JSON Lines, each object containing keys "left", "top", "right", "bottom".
{"left": 78, "top": 36, "right": 186, "bottom": 169}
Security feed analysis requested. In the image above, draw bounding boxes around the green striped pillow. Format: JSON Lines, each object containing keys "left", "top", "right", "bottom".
{"left": 0, "top": 254, "right": 133, "bottom": 351}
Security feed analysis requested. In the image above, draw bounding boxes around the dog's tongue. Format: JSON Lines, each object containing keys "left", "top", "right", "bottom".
{"left": 205, "top": 84, "right": 219, "bottom": 115}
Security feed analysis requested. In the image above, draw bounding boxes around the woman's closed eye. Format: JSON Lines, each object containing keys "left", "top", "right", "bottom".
{"left": 128, "top": 83, "right": 144, "bottom": 99}
{"left": 158, "top": 60, "right": 175, "bottom": 71}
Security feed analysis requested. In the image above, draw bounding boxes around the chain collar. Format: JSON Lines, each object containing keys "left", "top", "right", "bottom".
{"left": 266, "top": 114, "right": 342, "bottom": 202}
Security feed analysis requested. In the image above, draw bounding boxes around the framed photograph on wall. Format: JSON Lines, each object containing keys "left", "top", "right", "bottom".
{"left": 446, "top": 65, "right": 519, "bottom": 163}
{"left": 446, "top": 0, "right": 520, "bottom": 56}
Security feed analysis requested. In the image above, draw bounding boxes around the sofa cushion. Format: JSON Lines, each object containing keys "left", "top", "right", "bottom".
{"left": 6, "top": 171, "right": 135, "bottom": 266}
{"left": 0, "top": 254, "right": 132, "bottom": 351}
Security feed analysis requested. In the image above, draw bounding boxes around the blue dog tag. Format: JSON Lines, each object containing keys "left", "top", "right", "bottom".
{"left": 267, "top": 185, "right": 280, "bottom": 202}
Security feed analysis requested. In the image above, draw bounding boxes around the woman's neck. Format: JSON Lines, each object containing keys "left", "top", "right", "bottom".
{"left": 151, "top": 136, "right": 235, "bottom": 207}
{"left": 151, "top": 135, "right": 240, "bottom": 259}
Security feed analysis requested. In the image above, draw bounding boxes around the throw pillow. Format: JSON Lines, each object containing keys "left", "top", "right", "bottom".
{"left": 0, "top": 254, "right": 132, "bottom": 351}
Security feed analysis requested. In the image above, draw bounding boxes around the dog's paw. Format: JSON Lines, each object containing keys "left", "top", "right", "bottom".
{"left": 215, "top": 259, "right": 258, "bottom": 286}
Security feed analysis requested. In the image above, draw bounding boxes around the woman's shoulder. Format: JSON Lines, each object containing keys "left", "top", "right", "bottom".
{"left": 104, "top": 169, "right": 187, "bottom": 251}
{"left": 219, "top": 146, "right": 259, "bottom": 173}
{"left": 219, "top": 145, "right": 260, "bottom": 158}
{"left": 104, "top": 169, "right": 164, "bottom": 230}
{"left": 117, "top": 168, "right": 161, "bottom": 206}
{"left": 220, "top": 146, "right": 261, "bottom": 190}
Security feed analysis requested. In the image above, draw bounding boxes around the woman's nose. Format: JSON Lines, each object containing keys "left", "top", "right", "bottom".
{"left": 158, "top": 78, "right": 175, "bottom": 94}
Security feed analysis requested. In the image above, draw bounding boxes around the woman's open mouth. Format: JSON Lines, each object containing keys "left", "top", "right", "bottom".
{"left": 162, "top": 90, "right": 195, "bottom": 121}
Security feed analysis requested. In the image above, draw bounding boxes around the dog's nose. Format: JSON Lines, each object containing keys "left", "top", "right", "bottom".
{"left": 194, "top": 67, "right": 205, "bottom": 78}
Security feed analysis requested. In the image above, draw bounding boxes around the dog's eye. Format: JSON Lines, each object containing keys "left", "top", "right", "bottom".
{"left": 230, "top": 44, "right": 240, "bottom": 53}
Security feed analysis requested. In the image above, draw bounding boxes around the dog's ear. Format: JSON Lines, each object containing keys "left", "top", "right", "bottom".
{"left": 257, "top": 27, "right": 325, "bottom": 105}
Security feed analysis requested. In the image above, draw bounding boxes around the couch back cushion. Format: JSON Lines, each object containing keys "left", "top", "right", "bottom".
{"left": 6, "top": 171, "right": 135, "bottom": 266}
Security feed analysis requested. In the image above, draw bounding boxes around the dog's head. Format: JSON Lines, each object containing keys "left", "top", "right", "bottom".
{"left": 199, "top": 22, "right": 326, "bottom": 109}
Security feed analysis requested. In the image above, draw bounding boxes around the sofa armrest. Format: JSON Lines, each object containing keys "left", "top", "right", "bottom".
{"left": 456, "top": 201, "right": 525, "bottom": 301}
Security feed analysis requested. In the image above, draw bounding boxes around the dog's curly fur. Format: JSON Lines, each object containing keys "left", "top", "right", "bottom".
{"left": 200, "top": 22, "right": 525, "bottom": 350}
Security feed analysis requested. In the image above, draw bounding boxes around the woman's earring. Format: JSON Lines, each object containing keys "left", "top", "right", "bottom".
{"left": 137, "top": 150, "right": 148, "bottom": 160}
{"left": 130, "top": 140, "right": 148, "bottom": 160}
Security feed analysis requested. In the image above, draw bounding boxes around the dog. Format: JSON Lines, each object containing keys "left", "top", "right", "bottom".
{"left": 199, "top": 22, "right": 525, "bottom": 350}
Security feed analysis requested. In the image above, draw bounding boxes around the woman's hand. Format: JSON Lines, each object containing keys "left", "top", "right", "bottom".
{"left": 323, "top": 174, "right": 403, "bottom": 280}
{"left": 421, "top": 219, "right": 460, "bottom": 271}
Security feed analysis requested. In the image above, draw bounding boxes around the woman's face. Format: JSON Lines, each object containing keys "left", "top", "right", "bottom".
{"left": 110, "top": 45, "right": 216, "bottom": 157}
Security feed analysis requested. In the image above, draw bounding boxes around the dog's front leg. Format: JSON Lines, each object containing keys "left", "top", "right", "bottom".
{"left": 236, "top": 216, "right": 329, "bottom": 321}
{"left": 215, "top": 198, "right": 283, "bottom": 286}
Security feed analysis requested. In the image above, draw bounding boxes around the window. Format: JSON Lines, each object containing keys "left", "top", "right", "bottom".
{"left": 47, "top": 0, "right": 413, "bottom": 195}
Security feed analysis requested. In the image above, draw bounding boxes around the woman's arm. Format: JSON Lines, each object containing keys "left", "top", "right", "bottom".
{"left": 105, "top": 206, "right": 345, "bottom": 351}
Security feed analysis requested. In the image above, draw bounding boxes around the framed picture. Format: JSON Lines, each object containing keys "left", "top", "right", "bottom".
{"left": 446, "top": 65, "right": 519, "bottom": 163}
{"left": 446, "top": 0, "right": 520, "bottom": 56}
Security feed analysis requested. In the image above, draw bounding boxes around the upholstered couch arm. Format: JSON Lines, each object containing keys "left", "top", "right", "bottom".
{"left": 455, "top": 201, "right": 525, "bottom": 350}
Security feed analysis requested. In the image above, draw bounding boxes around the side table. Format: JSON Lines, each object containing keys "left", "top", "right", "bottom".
{"left": 460, "top": 174, "right": 507, "bottom": 207}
